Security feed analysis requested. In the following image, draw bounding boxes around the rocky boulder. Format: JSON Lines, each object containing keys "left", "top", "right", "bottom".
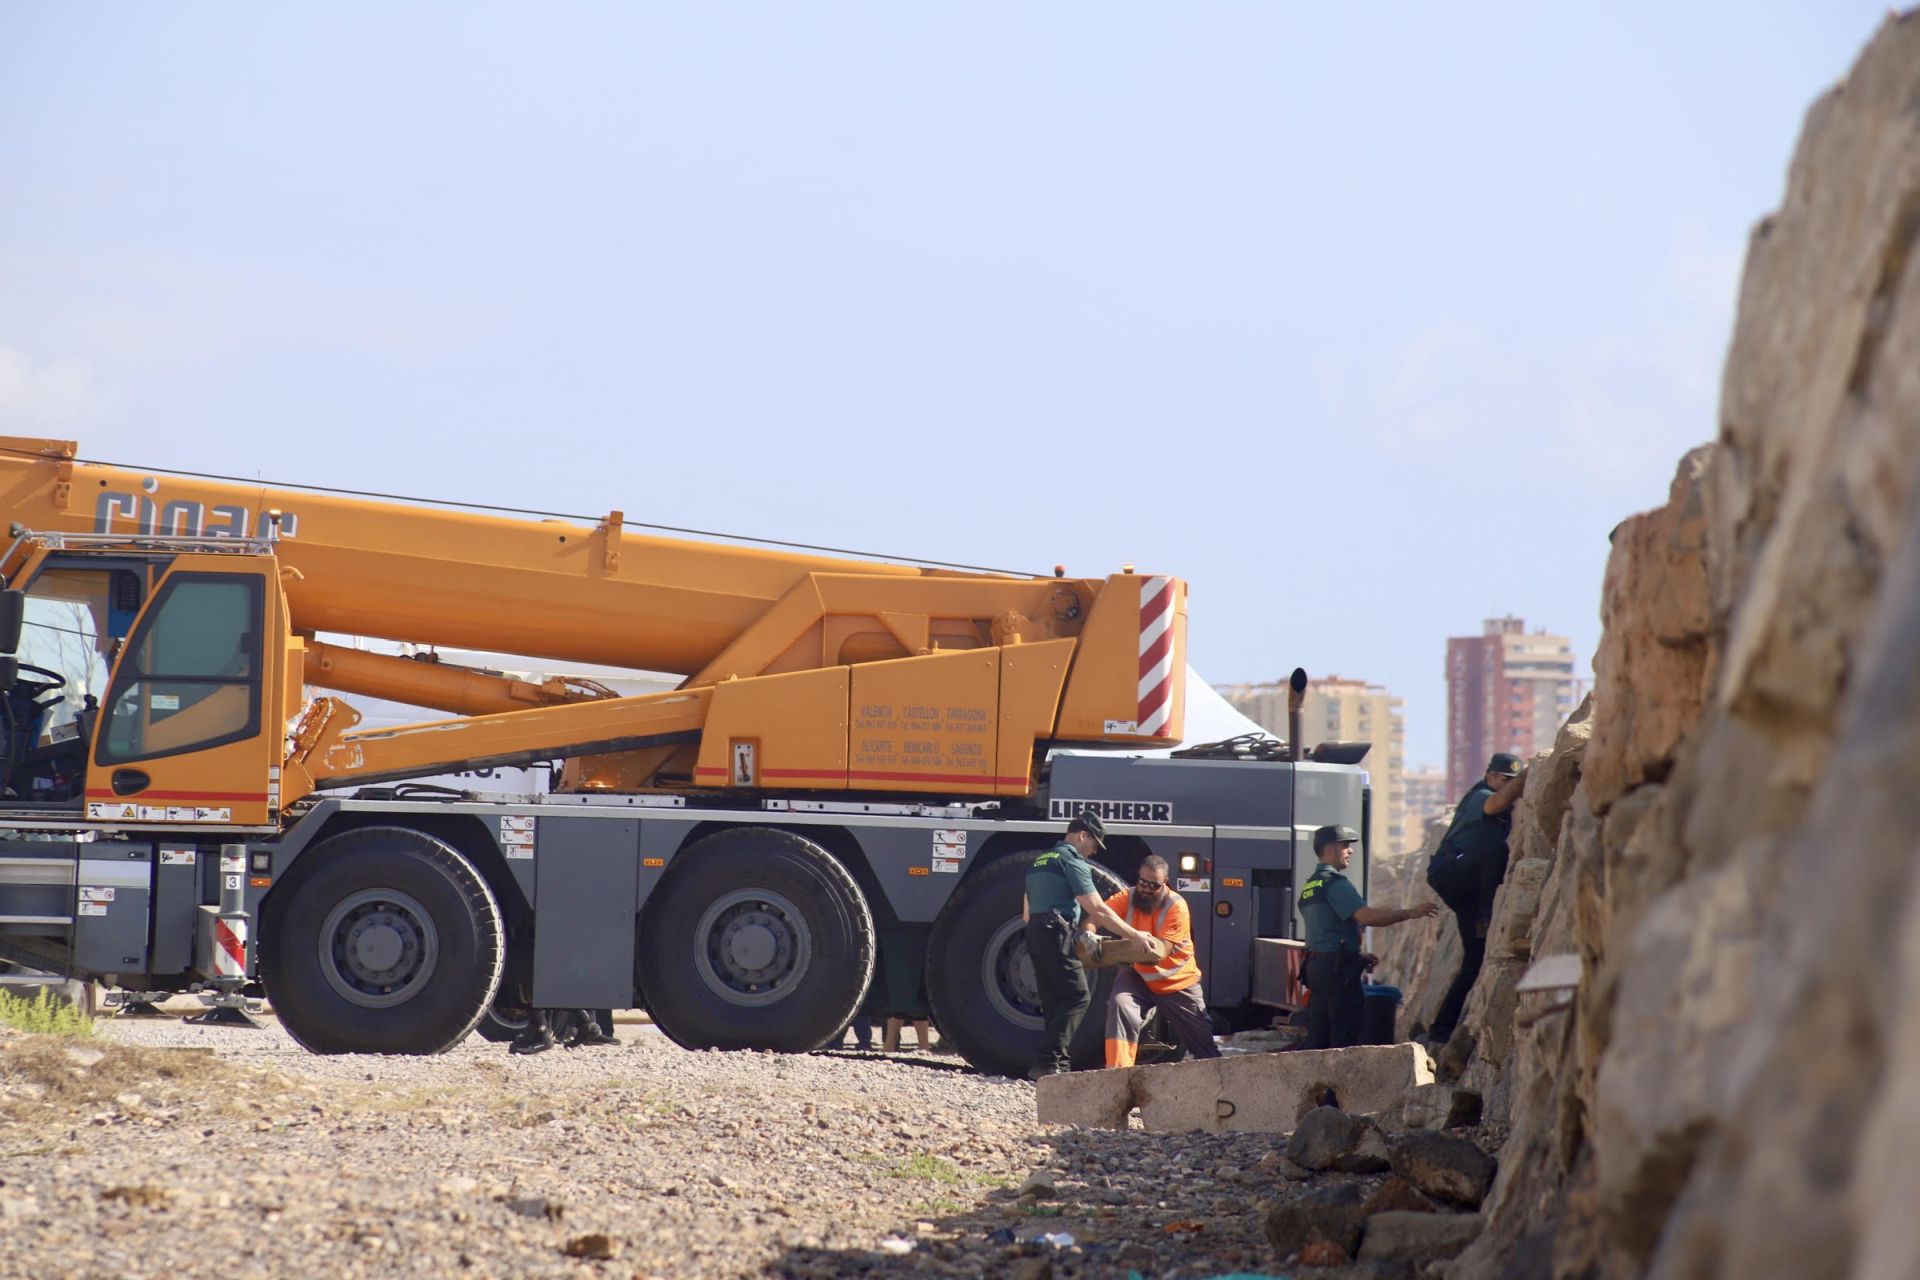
{"left": 1263, "top": 1181, "right": 1368, "bottom": 1260}
{"left": 1583, "top": 448, "right": 1711, "bottom": 814}
{"left": 1356, "top": 1211, "right": 1484, "bottom": 1262}
{"left": 1361, "top": 1176, "right": 1441, "bottom": 1216}
{"left": 1389, "top": 1131, "right": 1497, "bottom": 1209}
{"left": 1285, "top": 1107, "right": 1390, "bottom": 1174}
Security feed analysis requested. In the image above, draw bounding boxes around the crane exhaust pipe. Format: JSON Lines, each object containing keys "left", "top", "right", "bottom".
{"left": 1287, "top": 668, "right": 1308, "bottom": 762}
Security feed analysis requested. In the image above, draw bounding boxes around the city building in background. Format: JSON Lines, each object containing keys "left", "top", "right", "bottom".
{"left": 1402, "top": 765, "right": 1451, "bottom": 832}
{"left": 1445, "top": 616, "right": 1583, "bottom": 798}
{"left": 1215, "top": 675, "right": 1412, "bottom": 858}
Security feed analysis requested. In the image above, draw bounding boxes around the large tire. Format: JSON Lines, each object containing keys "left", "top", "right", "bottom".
{"left": 926, "top": 851, "right": 1124, "bottom": 1077}
{"left": 259, "top": 826, "right": 504, "bottom": 1054}
{"left": 636, "top": 827, "right": 874, "bottom": 1053}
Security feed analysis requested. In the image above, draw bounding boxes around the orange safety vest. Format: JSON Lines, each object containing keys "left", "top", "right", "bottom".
{"left": 1103, "top": 888, "right": 1201, "bottom": 994}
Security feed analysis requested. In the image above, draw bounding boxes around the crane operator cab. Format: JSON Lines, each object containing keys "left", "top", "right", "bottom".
{"left": 0, "top": 564, "right": 128, "bottom": 805}
{"left": 0, "top": 534, "right": 287, "bottom": 825}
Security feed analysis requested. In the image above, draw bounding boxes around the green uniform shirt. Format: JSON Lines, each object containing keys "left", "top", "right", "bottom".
{"left": 1298, "top": 862, "right": 1365, "bottom": 953}
{"left": 1026, "top": 840, "right": 1096, "bottom": 925}
{"left": 1447, "top": 784, "right": 1513, "bottom": 862}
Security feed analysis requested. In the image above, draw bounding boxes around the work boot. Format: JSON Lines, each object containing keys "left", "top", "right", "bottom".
{"left": 509, "top": 1023, "right": 555, "bottom": 1055}
{"left": 571, "top": 1017, "right": 618, "bottom": 1048}
{"left": 509, "top": 1011, "right": 556, "bottom": 1055}
{"left": 1027, "top": 1062, "right": 1064, "bottom": 1081}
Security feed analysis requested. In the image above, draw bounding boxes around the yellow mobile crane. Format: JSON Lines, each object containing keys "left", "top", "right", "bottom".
{"left": 0, "top": 438, "right": 1366, "bottom": 1074}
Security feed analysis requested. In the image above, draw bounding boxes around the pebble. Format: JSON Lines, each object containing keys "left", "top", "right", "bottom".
{"left": 1018, "top": 1169, "right": 1059, "bottom": 1199}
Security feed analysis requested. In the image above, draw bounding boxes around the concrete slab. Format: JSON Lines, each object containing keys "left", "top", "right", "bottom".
{"left": 1036, "top": 1043, "right": 1435, "bottom": 1133}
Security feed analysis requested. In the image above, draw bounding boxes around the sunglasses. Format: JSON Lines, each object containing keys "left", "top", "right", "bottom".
{"left": 1136, "top": 879, "right": 1166, "bottom": 891}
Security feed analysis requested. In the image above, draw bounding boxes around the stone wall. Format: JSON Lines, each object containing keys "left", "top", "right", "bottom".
{"left": 1424, "top": 14, "right": 1920, "bottom": 1278}
{"left": 1368, "top": 814, "right": 1455, "bottom": 1038}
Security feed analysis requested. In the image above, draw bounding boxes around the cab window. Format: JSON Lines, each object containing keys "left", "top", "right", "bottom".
{"left": 17, "top": 567, "right": 119, "bottom": 735}
{"left": 97, "top": 574, "right": 263, "bottom": 765}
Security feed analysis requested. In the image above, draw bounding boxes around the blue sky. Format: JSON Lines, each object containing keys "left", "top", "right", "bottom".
{"left": 0, "top": 4, "right": 1894, "bottom": 768}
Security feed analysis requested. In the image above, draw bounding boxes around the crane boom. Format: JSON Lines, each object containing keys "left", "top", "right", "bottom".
{"left": 0, "top": 437, "right": 1187, "bottom": 811}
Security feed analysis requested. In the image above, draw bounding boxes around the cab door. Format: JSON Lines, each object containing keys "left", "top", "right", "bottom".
{"left": 85, "top": 555, "right": 281, "bottom": 827}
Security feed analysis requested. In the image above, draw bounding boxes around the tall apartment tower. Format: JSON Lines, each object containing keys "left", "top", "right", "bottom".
{"left": 1402, "top": 765, "right": 1450, "bottom": 830}
{"left": 1215, "top": 675, "right": 1411, "bottom": 856}
{"left": 1445, "top": 616, "right": 1581, "bottom": 799}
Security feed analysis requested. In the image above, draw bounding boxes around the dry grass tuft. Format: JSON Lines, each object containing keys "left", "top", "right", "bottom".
{"left": 0, "top": 1034, "right": 300, "bottom": 1127}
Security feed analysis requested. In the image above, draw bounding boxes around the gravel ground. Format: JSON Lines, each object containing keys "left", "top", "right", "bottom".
{"left": 0, "top": 1009, "right": 1308, "bottom": 1280}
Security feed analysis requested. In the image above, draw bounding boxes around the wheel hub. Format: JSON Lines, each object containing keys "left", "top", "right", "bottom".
{"left": 726, "top": 920, "right": 781, "bottom": 973}
{"left": 693, "top": 890, "right": 813, "bottom": 1007}
{"left": 350, "top": 918, "right": 407, "bottom": 973}
{"left": 318, "top": 889, "right": 440, "bottom": 1009}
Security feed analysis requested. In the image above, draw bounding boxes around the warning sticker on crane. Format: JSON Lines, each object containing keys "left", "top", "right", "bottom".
{"left": 79, "top": 886, "right": 115, "bottom": 904}
{"left": 87, "top": 803, "right": 232, "bottom": 823}
{"left": 159, "top": 848, "right": 197, "bottom": 866}
{"left": 930, "top": 829, "right": 965, "bottom": 874}
{"left": 500, "top": 815, "right": 536, "bottom": 860}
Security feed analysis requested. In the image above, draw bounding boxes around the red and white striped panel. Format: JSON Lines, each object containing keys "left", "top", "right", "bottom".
{"left": 1137, "top": 576, "right": 1176, "bottom": 737}
{"left": 212, "top": 917, "right": 248, "bottom": 980}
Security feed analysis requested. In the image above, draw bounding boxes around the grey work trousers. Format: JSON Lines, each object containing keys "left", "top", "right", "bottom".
{"left": 1105, "top": 966, "right": 1221, "bottom": 1067}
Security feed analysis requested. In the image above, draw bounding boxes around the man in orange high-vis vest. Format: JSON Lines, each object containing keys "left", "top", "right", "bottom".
{"left": 1101, "top": 855, "right": 1223, "bottom": 1068}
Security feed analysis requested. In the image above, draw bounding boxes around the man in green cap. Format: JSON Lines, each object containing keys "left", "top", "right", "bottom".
{"left": 1427, "top": 752, "right": 1529, "bottom": 1046}
{"left": 1022, "top": 812, "right": 1155, "bottom": 1079}
{"left": 1298, "top": 824, "right": 1438, "bottom": 1049}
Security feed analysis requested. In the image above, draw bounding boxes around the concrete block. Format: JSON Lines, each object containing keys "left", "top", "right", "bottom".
{"left": 1035, "top": 1043, "right": 1434, "bottom": 1134}
{"left": 1031, "top": 1065, "right": 1135, "bottom": 1129}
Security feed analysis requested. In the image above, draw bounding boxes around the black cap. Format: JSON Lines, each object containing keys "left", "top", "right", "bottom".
{"left": 1312, "top": 823, "right": 1360, "bottom": 853}
{"left": 1487, "top": 752, "right": 1524, "bottom": 778}
{"left": 1066, "top": 811, "right": 1108, "bottom": 849}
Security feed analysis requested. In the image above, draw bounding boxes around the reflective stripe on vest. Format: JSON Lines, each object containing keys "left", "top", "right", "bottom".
{"left": 1131, "top": 891, "right": 1200, "bottom": 993}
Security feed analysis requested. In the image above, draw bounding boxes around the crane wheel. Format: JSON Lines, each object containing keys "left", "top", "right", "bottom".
{"left": 259, "top": 826, "right": 505, "bottom": 1055}
{"left": 636, "top": 827, "right": 874, "bottom": 1053}
{"left": 926, "top": 851, "right": 1124, "bottom": 1078}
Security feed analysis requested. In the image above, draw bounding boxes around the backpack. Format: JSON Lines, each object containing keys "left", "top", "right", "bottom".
{"left": 1424, "top": 832, "right": 1479, "bottom": 914}
{"left": 1425, "top": 790, "right": 1490, "bottom": 913}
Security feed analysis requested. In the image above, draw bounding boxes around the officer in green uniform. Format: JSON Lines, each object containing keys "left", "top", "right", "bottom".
{"left": 1298, "top": 824, "right": 1438, "bottom": 1049}
{"left": 1022, "top": 813, "right": 1154, "bottom": 1079}
{"left": 1428, "top": 752, "right": 1528, "bottom": 1045}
